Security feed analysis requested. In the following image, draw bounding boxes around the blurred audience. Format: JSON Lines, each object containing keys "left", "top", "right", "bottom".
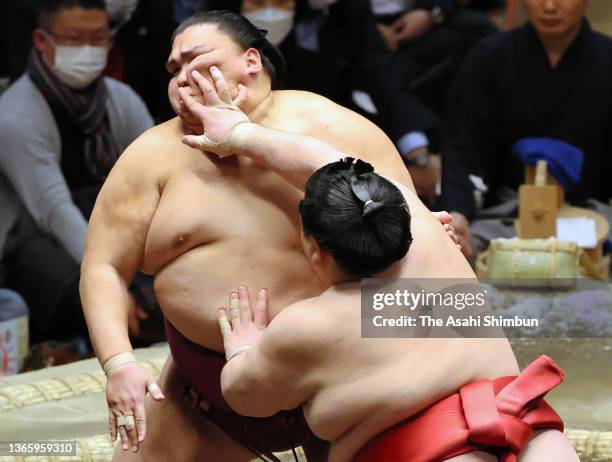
{"left": 373, "top": 0, "right": 497, "bottom": 115}
{"left": 112, "top": 0, "right": 177, "bottom": 121}
{"left": 438, "top": 0, "right": 612, "bottom": 258}
{"left": 105, "top": 0, "right": 139, "bottom": 28}
{"left": 0, "top": 0, "right": 176, "bottom": 122}
{"left": 0, "top": 0, "right": 153, "bottom": 344}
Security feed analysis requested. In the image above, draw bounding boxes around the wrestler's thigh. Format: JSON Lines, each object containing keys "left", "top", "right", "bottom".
{"left": 113, "top": 355, "right": 254, "bottom": 462}
{"left": 445, "top": 451, "right": 497, "bottom": 462}
{"left": 519, "top": 430, "right": 579, "bottom": 462}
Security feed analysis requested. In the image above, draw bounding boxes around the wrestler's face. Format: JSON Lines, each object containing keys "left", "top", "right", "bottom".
{"left": 523, "top": 0, "right": 590, "bottom": 37}
{"left": 167, "top": 23, "right": 263, "bottom": 132}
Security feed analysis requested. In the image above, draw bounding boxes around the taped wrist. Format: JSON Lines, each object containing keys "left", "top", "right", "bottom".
{"left": 229, "top": 123, "right": 258, "bottom": 153}
{"left": 102, "top": 352, "right": 137, "bottom": 376}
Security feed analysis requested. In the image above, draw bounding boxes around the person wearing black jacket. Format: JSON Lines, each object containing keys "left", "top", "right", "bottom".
{"left": 374, "top": 0, "right": 497, "bottom": 115}
{"left": 438, "top": 0, "right": 612, "bottom": 257}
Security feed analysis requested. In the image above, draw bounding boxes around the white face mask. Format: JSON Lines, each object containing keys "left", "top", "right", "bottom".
{"left": 308, "top": 0, "right": 338, "bottom": 9}
{"left": 52, "top": 45, "right": 108, "bottom": 89}
{"left": 242, "top": 7, "right": 295, "bottom": 46}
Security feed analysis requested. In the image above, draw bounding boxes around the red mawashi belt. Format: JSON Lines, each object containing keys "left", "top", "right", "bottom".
{"left": 355, "top": 355, "right": 565, "bottom": 462}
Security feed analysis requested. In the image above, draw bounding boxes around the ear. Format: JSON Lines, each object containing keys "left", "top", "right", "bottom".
{"left": 244, "top": 48, "right": 263, "bottom": 76}
{"left": 32, "top": 28, "right": 48, "bottom": 53}
{"left": 302, "top": 234, "right": 321, "bottom": 264}
{"left": 311, "top": 242, "right": 324, "bottom": 265}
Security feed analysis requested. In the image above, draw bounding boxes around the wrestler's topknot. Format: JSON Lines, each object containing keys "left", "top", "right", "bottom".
{"left": 299, "top": 158, "right": 412, "bottom": 276}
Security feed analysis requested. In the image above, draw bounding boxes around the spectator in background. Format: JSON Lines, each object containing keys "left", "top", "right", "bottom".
{"left": 0, "top": 0, "right": 153, "bottom": 345}
{"left": 204, "top": 0, "right": 442, "bottom": 201}
{"left": 1, "top": 0, "right": 176, "bottom": 122}
{"left": 373, "top": 0, "right": 497, "bottom": 115}
{"left": 112, "top": 0, "right": 178, "bottom": 121}
{"left": 438, "top": 0, "right": 612, "bottom": 258}
{"left": 2, "top": 0, "right": 142, "bottom": 80}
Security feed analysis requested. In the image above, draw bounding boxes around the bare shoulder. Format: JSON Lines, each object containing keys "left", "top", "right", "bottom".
{"left": 273, "top": 90, "right": 378, "bottom": 136}
{"left": 273, "top": 90, "right": 412, "bottom": 187}
{"left": 107, "top": 117, "right": 188, "bottom": 186}
{"left": 114, "top": 118, "right": 177, "bottom": 165}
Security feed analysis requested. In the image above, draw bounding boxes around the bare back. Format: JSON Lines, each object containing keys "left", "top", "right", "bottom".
{"left": 262, "top": 192, "right": 518, "bottom": 461}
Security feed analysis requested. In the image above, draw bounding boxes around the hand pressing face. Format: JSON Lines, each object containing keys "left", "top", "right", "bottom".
{"left": 167, "top": 24, "right": 257, "bottom": 131}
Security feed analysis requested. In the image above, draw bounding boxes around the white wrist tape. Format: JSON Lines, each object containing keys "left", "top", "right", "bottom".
{"left": 228, "top": 123, "right": 258, "bottom": 153}
{"left": 102, "top": 352, "right": 137, "bottom": 376}
{"left": 189, "top": 123, "right": 257, "bottom": 158}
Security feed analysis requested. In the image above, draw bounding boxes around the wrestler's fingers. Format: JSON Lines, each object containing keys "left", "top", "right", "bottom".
{"left": 116, "top": 404, "right": 139, "bottom": 452}
{"left": 229, "top": 291, "right": 241, "bottom": 330}
{"left": 444, "top": 224, "right": 459, "bottom": 244}
{"left": 178, "top": 87, "right": 206, "bottom": 120}
{"left": 218, "top": 308, "right": 232, "bottom": 343}
{"left": 435, "top": 211, "right": 453, "bottom": 225}
{"left": 126, "top": 416, "right": 139, "bottom": 452}
{"left": 254, "top": 288, "right": 268, "bottom": 328}
{"left": 146, "top": 379, "right": 165, "bottom": 401}
{"left": 118, "top": 424, "right": 129, "bottom": 451}
{"left": 134, "top": 401, "right": 146, "bottom": 444}
{"left": 109, "top": 410, "right": 117, "bottom": 442}
{"left": 238, "top": 285, "right": 253, "bottom": 324}
{"left": 181, "top": 134, "right": 209, "bottom": 151}
{"left": 233, "top": 83, "right": 248, "bottom": 108}
{"left": 210, "top": 66, "right": 232, "bottom": 104}
{"left": 192, "top": 70, "right": 222, "bottom": 107}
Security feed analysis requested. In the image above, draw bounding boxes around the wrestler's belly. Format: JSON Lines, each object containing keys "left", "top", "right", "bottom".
{"left": 154, "top": 239, "right": 324, "bottom": 351}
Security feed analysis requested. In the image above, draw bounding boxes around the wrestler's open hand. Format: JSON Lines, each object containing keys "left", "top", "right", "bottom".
{"left": 218, "top": 285, "right": 268, "bottom": 361}
{"left": 106, "top": 362, "right": 164, "bottom": 452}
{"left": 179, "top": 67, "right": 250, "bottom": 157}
